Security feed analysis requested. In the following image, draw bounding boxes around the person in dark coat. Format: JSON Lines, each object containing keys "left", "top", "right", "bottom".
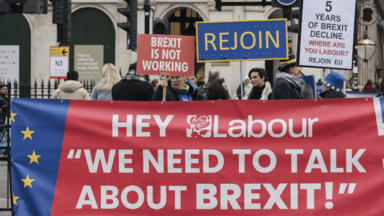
{"left": 152, "top": 76, "right": 200, "bottom": 101}
{"left": 0, "top": 85, "right": 8, "bottom": 125}
{"left": 320, "top": 71, "right": 345, "bottom": 99}
{"left": 272, "top": 54, "right": 314, "bottom": 100}
{"left": 112, "top": 62, "right": 154, "bottom": 101}
{"left": 197, "top": 69, "right": 220, "bottom": 100}
{"left": 206, "top": 78, "right": 229, "bottom": 100}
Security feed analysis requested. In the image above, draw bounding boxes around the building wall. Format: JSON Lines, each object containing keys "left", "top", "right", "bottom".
{"left": 9, "top": 0, "right": 383, "bottom": 94}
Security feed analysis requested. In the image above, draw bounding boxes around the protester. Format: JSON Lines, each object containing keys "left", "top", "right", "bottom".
{"left": 52, "top": 71, "right": 90, "bottom": 100}
{"left": 150, "top": 79, "right": 159, "bottom": 91}
{"left": 0, "top": 85, "right": 8, "bottom": 125}
{"left": 345, "top": 79, "right": 352, "bottom": 92}
{"left": 244, "top": 68, "right": 272, "bottom": 100}
{"left": 197, "top": 69, "right": 220, "bottom": 100}
{"left": 316, "top": 79, "right": 323, "bottom": 94}
{"left": 373, "top": 78, "right": 382, "bottom": 93}
{"left": 90, "top": 63, "right": 121, "bottom": 100}
{"left": 236, "top": 76, "right": 253, "bottom": 99}
{"left": 206, "top": 78, "right": 229, "bottom": 100}
{"left": 362, "top": 79, "right": 374, "bottom": 92}
{"left": 152, "top": 76, "right": 200, "bottom": 101}
{"left": 187, "top": 76, "right": 198, "bottom": 87}
{"left": 112, "top": 62, "right": 154, "bottom": 101}
{"left": 271, "top": 54, "right": 314, "bottom": 100}
{"left": 319, "top": 71, "right": 345, "bottom": 99}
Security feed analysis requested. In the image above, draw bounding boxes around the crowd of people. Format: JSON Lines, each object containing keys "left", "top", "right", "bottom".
{"left": 50, "top": 54, "right": 384, "bottom": 102}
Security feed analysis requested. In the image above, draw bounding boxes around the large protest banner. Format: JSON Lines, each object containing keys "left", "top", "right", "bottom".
{"left": 297, "top": 0, "right": 357, "bottom": 69}
{"left": 11, "top": 98, "right": 384, "bottom": 215}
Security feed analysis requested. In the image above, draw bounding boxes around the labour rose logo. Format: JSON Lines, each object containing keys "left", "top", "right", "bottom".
{"left": 187, "top": 115, "right": 212, "bottom": 137}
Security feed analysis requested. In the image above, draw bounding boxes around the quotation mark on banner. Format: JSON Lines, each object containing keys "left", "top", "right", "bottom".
{"left": 67, "top": 149, "right": 82, "bottom": 159}
{"left": 325, "top": 182, "right": 357, "bottom": 209}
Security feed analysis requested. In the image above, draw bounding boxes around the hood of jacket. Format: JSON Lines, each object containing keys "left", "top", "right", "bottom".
{"left": 320, "top": 90, "right": 345, "bottom": 99}
{"left": 58, "top": 80, "right": 84, "bottom": 93}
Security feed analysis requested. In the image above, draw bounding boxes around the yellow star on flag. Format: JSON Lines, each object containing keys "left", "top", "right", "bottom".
{"left": 21, "top": 174, "right": 35, "bottom": 188}
{"left": 27, "top": 151, "right": 41, "bottom": 164}
{"left": 13, "top": 193, "right": 19, "bottom": 205}
{"left": 10, "top": 110, "right": 17, "bottom": 122}
{"left": 21, "top": 126, "right": 35, "bottom": 140}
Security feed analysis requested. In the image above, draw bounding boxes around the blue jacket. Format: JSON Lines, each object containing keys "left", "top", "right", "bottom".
{"left": 271, "top": 78, "right": 301, "bottom": 100}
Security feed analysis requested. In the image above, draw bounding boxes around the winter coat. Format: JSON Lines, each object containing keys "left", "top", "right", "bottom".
{"left": 271, "top": 78, "right": 301, "bottom": 100}
{"left": 207, "top": 91, "right": 228, "bottom": 100}
{"left": 320, "top": 90, "right": 345, "bottom": 99}
{"left": 52, "top": 80, "right": 90, "bottom": 100}
{"left": 236, "top": 83, "right": 253, "bottom": 99}
{"left": 244, "top": 82, "right": 272, "bottom": 100}
{"left": 197, "top": 78, "right": 216, "bottom": 100}
{"left": 112, "top": 80, "right": 154, "bottom": 101}
{"left": 0, "top": 93, "right": 8, "bottom": 125}
{"left": 152, "top": 81, "right": 201, "bottom": 101}
{"left": 90, "top": 85, "right": 113, "bottom": 100}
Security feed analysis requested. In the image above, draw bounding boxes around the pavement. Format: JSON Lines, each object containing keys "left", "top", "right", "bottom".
{"left": 0, "top": 157, "right": 12, "bottom": 216}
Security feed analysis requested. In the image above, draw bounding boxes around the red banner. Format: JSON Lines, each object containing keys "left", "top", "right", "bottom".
{"left": 136, "top": 34, "right": 195, "bottom": 76}
{"left": 15, "top": 98, "right": 384, "bottom": 215}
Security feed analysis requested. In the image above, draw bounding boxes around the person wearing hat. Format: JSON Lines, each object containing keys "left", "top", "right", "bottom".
{"left": 320, "top": 71, "right": 345, "bottom": 99}
{"left": 272, "top": 54, "right": 314, "bottom": 100}
{"left": 236, "top": 75, "right": 253, "bottom": 99}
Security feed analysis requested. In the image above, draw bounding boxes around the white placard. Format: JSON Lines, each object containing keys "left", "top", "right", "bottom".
{"left": 298, "top": 0, "right": 356, "bottom": 70}
{"left": 0, "top": 45, "right": 20, "bottom": 82}
{"left": 50, "top": 57, "right": 69, "bottom": 77}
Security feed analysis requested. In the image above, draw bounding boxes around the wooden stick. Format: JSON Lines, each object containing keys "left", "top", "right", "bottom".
{"left": 162, "top": 74, "right": 167, "bottom": 102}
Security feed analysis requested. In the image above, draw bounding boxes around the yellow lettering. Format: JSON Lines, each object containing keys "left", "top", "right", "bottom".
{"left": 240, "top": 32, "right": 256, "bottom": 50}
{"left": 231, "top": 32, "right": 237, "bottom": 50}
{"left": 219, "top": 32, "right": 230, "bottom": 50}
{"left": 266, "top": 31, "right": 279, "bottom": 49}
{"left": 259, "top": 31, "right": 262, "bottom": 49}
{"left": 205, "top": 33, "right": 217, "bottom": 51}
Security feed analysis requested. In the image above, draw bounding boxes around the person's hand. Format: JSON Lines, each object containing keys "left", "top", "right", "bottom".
{"left": 159, "top": 77, "right": 169, "bottom": 87}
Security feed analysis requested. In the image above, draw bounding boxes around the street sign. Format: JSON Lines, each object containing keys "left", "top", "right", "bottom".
{"left": 0, "top": 45, "right": 19, "bottom": 82}
{"left": 137, "top": 34, "right": 195, "bottom": 76}
{"left": 196, "top": 19, "right": 288, "bottom": 62}
{"left": 297, "top": 0, "right": 357, "bottom": 70}
{"left": 272, "top": 0, "right": 301, "bottom": 7}
{"left": 50, "top": 46, "right": 69, "bottom": 79}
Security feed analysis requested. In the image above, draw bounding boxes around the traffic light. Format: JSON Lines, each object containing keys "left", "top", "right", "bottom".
{"left": 153, "top": 19, "right": 169, "bottom": 35}
{"left": 272, "top": 0, "right": 301, "bottom": 8}
{"left": 117, "top": 0, "right": 137, "bottom": 50}
{"left": 23, "top": 0, "right": 47, "bottom": 14}
{"left": 0, "top": 0, "right": 47, "bottom": 14}
{"left": 292, "top": 9, "right": 300, "bottom": 33}
{"left": 51, "top": 0, "right": 71, "bottom": 45}
{"left": 50, "top": 0, "right": 64, "bottom": 24}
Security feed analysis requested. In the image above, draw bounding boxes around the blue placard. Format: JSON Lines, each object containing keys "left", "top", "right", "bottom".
{"left": 196, "top": 19, "right": 288, "bottom": 62}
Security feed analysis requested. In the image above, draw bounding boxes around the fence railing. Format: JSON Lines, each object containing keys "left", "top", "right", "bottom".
{"left": 0, "top": 79, "right": 97, "bottom": 99}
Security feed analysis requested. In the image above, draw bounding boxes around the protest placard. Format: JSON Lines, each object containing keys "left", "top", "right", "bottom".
{"left": 136, "top": 34, "right": 195, "bottom": 76}
{"left": 297, "top": 0, "right": 357, "bottom": 70}
{"left": 196, "top": 19, "right": 288, "bottom": 62}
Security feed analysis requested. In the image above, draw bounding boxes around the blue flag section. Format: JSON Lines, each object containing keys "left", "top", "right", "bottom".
{"left": 11, "top": 99, "right": 69, "bottom": 216}
{"left": 196, "top": 19, "right": 288, "bottom": 62}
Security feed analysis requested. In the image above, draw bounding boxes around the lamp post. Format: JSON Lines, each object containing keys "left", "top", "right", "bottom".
{"left": 357, "top": 26, "right": 376, "bottom": 62}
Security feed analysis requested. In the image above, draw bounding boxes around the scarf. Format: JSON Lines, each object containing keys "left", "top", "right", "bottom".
{"left": 276, "top": 72, "right": 314, "bottom": 99}
{"left": 170, "top": 80, "right": 195, "bottom": 101}
{"left": 122, "top": 74, "right": 147, "bottom": 82}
